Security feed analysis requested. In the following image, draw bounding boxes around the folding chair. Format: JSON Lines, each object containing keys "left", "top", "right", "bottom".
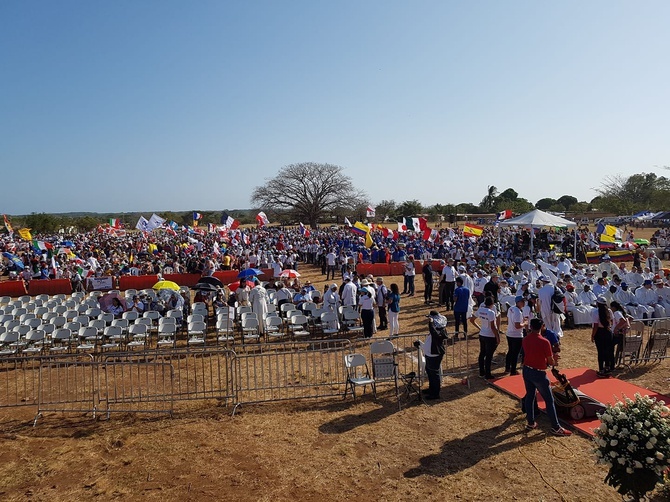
{"left": 288, "top": 314, "right": 310, "bottom": 339}
{"left": 265, "top": 315, "right": 284, "bottom": 340}
{"left": 216, "top": 318, "right": 235, "bottom": 344}
{"left": 344, "top": 353, "right": 376, "bottom": 401}
{"left": 127, "top": 323, "right": 149, "bottom": 350}
{"left": 187, "top": 321, "right": 207, "bottom": 346}
{"left": 22, "top": 329, "right": 46, "bottom": 355}
{"left": 157, "top": 323, "right": 177, "bottom": 348}
{"left": 49, "top": 328, "right": 73, "bottom": 353}
{"left": 370, "top": 340, "right": 400, "bottom": 410}
{"left": 76, "top": 326, "right": 98, "bottom": 352}
{"left": 320, "top": 312, "right": 340, "bottom": 337}
{"left": 240, "top": 318, "right": 260, "bottom": 343}
{"left": 343, "top": 310, "right": 364, "bottom": 334}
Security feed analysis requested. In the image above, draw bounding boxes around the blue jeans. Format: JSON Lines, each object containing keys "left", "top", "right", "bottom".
{"left": 522, "top": 366, "right": 560, "bottom": 430}
{"left": 404, "top": 275, "right": 415, "bottom": 295}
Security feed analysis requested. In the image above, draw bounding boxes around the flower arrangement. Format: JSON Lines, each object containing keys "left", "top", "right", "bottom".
{"left": 593, "top": 393, "right": 670, "bottom": 500}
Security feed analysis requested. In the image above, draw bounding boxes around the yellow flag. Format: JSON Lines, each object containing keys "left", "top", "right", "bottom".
{"left": 18, "top": 228, "right": 32, "bottom": 241}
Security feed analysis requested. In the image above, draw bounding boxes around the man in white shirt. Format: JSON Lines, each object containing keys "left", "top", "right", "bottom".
{"left": 505, "top": 296, "right": 527, "bottom": 375}
{"left": 440, "top": 258, "right": 457, "bottom": 309}
{"left": 341, "top": 275, "right": 358, "bottom": 306}
{"left": 325, "top": 250, "right": 337, "bottom": 280}
{"left": 635, "top": 279, "right": 663, "bottom": 319}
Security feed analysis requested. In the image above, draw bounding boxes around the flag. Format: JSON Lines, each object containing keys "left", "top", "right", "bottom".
{"left": 597, "top": 223, "right": 622, "bottom": 243}
{"left": 18, "top": 228, "right": 32, "bottom": 240}
{"left": 256, "top": 211, "right": 269, "bottom": 227}
{"left": 397, "top": 221, "right": 407, "bottom": 233}
{"left": 32, "top": 240, "right": 53, "bottom": 254}
{"left": 402, "top": 217, "right": 420, "bottom": 232}
{"left": 344, "top": 217, "right": 352, "bottom": 227}
{"left": 418, "top": 217, "right": 429, "bottom": 231}
{"left": 135, "top": 216, "right": 150, "bottom": 232}
{"left": 148, "top": 213, "right": 165, "bottom": 230}
{"left": 3, "top": 214, "right": 13, "bottom": 235}
{"left": 109, "top": 218, "right": 122, "bottom": 229}
{"left": 463, "top": 223, "right": 483, "bottom": 237}
{"left": 208, "top": 223, "right": 216, "bottom": 233}
{"left": 423, "top": 228, "right": 438, "bottom": 241}
{"left": 352, "top": 221, "right": 373, "bottom": 248}
{"left": 299, "top": 222, "right": 311, "bottom": 238}
{"left": 193, "top": 212, "right": 202, "bottom": 221}
{"left": 366, "top": 205, "right": 376, "bottom": 218}
{"left": 221, "top": 212, "right": 240, "bottom": 230}
{"left": 497, "top": 209, "right": 512, "bottom": 220}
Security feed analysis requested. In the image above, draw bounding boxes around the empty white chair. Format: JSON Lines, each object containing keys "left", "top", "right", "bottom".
{"left": 122, "top": 311, "right": 139, "bottom": 324}
{"left": 98, "top": 313, "right": 114, "bottom": 326}
{"left": 288, "top": 314, "right": 310, "bottom": 339}
{"left": 22, "top": 329, "right": 46, "bottom": 354}
{"left": 216, "top": 318, "right": 235, "bottom": 344}
{"left": 0, "top": 331, "right": 20, "bottom": 356}
{"left": 49, "top": 328, "right": 72, "bottom": 353}
{"left": 101, "top": 325, "right": 123, "bottom": 350}
{"left": 35, "top": 306, "right": 49, "bottom": 318}
{"left": 320, "top": 312, "right": 340, "bottom": 336}
{"left": 127, "top": 323, "right": 149, "bottom": 349}
{"left": 344, "top": 353, "right": 376, "bottom": 401}
{"left": 76, "top": 326, "right": 98, "bottom": 351}
{"left": 73, "top": 315, "right": 90, "bottom": 326}
{"left": 241, "top": 317, "right": 260, "bottom": 343}
{"left": 157, "top": 323, "right": 177, "bottom": 348}
{"left": 265, "top": 316, "right": 285, "bottom": 340}
{"left": 85, "top": 307, "right": 102, "bottom": 318}
{"left": 25, "top": 318, "right": 43, "bottom": 330}
{"left": 187, "top": 321, "right": 207, "bottom": 345}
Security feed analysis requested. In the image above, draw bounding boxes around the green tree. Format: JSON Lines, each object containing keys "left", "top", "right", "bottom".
{"left": 375, "top": 199, "right": 397, "bottom": 221}
{"left": 479, "top": 185, "right": 499, "bottom": 212}
{"left": 596, "top": 173, "right": 670, "bottom": 213}
{"left": 396, "top": 200, "right": 423, "bottom": 218}
{"left": 557, "top": 195, "right": 578, "bottom": 210}
{"left": 535, "top": 198, "right": 557, "bottom": 210}
{"left": 251, "top": 162, "right": 367, "bottom": 227}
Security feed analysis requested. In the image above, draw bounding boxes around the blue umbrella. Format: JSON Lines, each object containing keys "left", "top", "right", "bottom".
{"left": 237, "top": 268, "right": 262, "bottom": 279}
{"left": 2, "top": 252, "right": 25, "bottom": 270}
{"left": 62, "top": 240, "right": 74, "bottom": 248}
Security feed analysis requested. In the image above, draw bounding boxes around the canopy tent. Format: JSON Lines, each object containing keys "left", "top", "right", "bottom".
{"left": 498, "top": 209, "right": 578, "bottom": 257}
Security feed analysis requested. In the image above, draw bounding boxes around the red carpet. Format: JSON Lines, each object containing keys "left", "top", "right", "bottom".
{"left": 490, "top": 367, "right": 670, "bottom": 437}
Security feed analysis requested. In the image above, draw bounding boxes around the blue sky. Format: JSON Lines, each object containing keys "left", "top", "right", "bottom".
{"left": 1, "top": 1, "right": 669, "bottom": 215}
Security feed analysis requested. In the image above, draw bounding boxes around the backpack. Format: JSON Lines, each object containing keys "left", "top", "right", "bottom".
{"left": 551, "top": 287, "right": 565, "bottom": 314}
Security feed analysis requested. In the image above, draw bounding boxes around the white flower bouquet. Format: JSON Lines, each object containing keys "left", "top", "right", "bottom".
{"left": 593, "top": 393, "right": 670, "bottom": 500}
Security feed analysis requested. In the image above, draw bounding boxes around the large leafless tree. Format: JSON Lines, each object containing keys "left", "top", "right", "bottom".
{"left": 251, "top": 163, "right": 367, "bottom": 227}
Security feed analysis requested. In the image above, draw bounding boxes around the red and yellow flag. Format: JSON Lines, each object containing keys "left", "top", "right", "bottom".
{"left": 463, "top": 224, "right": 483, "bottom": 237}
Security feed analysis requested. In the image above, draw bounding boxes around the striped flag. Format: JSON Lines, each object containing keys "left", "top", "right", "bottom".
{"left": 497, "top": 209, "right": 512, "bottom": 221}
{"left": 299, "top": 222, "right": 311, "bottom": 238}
{"left": 256, "top": 212, "right": 270, "bottom": 227}
{"left": 366, "top": 205, "right": 376, "bottom": 218}
{"left": 109, "top": 218, "right": 121, "bottom": 229}
{"left": 3, "top": 214, "right": 13, "bottom": 235}
{"left": 463, "top": 223, "right": 484, "bottom": 237}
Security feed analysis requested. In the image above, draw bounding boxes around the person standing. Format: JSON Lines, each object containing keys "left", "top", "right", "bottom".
{"left": 453, "top": 276, "right": 470, "bottom": 340}
{"left": 422, "top": 260, "right": 433, "bottom": 304}
{"left": 375, "top": 277, "right": 388, "bottom": 330}
{"left": 414, "top": 311, "right": 448, "bottom": 400}
{"left": 325, "top": 249, "right": 337, "bottom": 280}
{"left": 249, "top": 279, "right": 269, "bottom": 335}
{"left": 477, "top": 297, "right": 499, "bottom": 379}
{"left": 440, "top": 258, "right": 457, "bottom": 309}
{"left": 505, "top": 296, "right": 527, "bottom": 375}
{"left": 591, "top": 296, "right": 615, "bottom": 376}
{"left": 403, "top": 255, "right": 416, "bottom": 296}
{"left": 522, "top": 318, "right": 572, "bottom": 436}
{"left": 359, "top": 286, "right": 375, "bottom": 338}
{"left": 537, "top": 276, "right": 563, "bottom": 338}
{"left": 387, "top": 283, "right": 401, "bottom": 336}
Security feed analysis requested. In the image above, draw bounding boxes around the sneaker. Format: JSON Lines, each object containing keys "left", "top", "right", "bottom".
{"left": 551, "top": 427, "right": 572, "bottom": 437}
{"left": 525, "top": 423, "right": 537, "bottom": 430}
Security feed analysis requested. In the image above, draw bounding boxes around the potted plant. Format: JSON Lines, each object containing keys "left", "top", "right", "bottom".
{"left": 593, "top": 393, "right": 670, "bottom": 500}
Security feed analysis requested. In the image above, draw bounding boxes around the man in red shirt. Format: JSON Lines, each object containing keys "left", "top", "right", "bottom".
{"left": 522, "top": 318, "right": 572, "bottom": 437}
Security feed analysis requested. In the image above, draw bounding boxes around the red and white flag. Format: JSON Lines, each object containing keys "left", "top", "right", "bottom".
{"left": 299, "top": 222, "right": 311, "bottom": 238}
{"left": 497, "top": 209, "right": 512, "bottom": 221}
{"left": 366, "top": 206, "right": 376, "bottom": 218}
{"left": 256, "top": 212, "right": 269, "bottom": 227}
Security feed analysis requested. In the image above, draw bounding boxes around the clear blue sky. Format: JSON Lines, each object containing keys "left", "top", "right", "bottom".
{"left": 2, "top": 1, "right": 669, "bottom": 215}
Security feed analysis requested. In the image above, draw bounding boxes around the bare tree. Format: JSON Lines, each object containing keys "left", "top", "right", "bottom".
{"left": 251, "top": 163, "right": 367, "bottom": 227}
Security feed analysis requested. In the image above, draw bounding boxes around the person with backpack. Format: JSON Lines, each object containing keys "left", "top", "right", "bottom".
{"left": 414, "top": 311, "right": 448, "bottom": 400}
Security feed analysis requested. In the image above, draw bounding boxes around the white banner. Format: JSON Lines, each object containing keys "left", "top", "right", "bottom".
{"left": 87, "top": 276, "right": 114, "bottom": 290}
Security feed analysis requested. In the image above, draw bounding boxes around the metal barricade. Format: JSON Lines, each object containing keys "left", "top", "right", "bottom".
{"left": 105, "top": 347, "right": 237, "bottom": 407}
{"left": 35, "top": 354, "right": 97, "bottom": 425}
{"left": 235, "top": 339, "right": 353, "bottom": 406}
{"left": 102, "top": 360, "right": 174, "bottom": 418}
{"left": 0, "top": 354, "right": 43, "bottom": 409}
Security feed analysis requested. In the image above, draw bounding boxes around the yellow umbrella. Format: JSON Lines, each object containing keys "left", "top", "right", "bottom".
{"left": 152, "top": 280, "right": 180, "bottom": 291}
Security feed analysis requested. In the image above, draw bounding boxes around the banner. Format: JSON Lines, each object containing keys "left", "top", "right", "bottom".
{"left": 135, "top": 216, "right": 150, "bottom": 232}
{"left": 366, "top": 206, "right": 376, "bottom": 218}
{"left": 87, "top": 276, "right": 114, "bottom": 290}
{"left": 18, "top": 228, "right": 32, "bottom": 240}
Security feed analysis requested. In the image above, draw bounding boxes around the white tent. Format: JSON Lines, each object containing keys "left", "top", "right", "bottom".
{"left": 498, "top": 209, "right": 577, "bottom": 256}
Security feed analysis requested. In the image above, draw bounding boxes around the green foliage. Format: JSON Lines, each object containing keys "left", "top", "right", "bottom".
{"left": 396, "top": 200, "right": 423, "bottom": 218}
{"left": 535, "top": 198, "right": 557, "bottom": 210}
{"left": 557, "top": 195, "right": 578, "bottom": 210}
{"left": 596, "top": 173, "right": 670, "bottom": 213}
{"left": 375, "top": 200, "right": 397, "bottom": 221}
{"left": 479, "top": 185, "right": 499, "bottom": 212}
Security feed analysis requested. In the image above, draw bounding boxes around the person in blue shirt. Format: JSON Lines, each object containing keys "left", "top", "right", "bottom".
{"left": 453, "top": 276, "right": 471, "bottom": 339}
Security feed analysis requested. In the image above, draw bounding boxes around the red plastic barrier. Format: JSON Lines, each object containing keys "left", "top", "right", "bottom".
{"left": 29, "top": 279, "right": 73, "bottom": 296}
{"left": 389, "top": 262, "right": 406, "bottom": 276}
{"left": 119, "top": 275, "right": 159, "bottom": 291}
{"left": 164, "top": 274, "right": 201, "bottom": 288}
{"left": 213, "top": 271, "right": 239, "bottom": 285}
{"left": 0, "top": 280, "right": 28, "bottom": 297}
{"left": 356, "top": 263, "right": 373, "bottom": 276}
{"left": 372, "top": 263, "right": 391, "bottom": 277}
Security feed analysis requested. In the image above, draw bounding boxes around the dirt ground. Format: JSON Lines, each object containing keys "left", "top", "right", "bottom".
{"left": 1, "top": 226, "right": 669, "bottom": 501}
